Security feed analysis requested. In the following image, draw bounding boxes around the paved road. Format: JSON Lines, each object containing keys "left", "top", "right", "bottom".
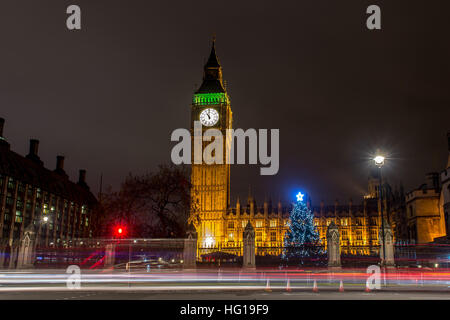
{"left": 1, "top": 268, "right": 449, "bottom": 300}
{"left": 0, "top": 288, "right": 449, "bottom": 300}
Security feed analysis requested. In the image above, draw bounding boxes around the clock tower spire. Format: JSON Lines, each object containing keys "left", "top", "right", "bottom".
{"left": 196, "top": 39, "right": 225, "bottom": 94}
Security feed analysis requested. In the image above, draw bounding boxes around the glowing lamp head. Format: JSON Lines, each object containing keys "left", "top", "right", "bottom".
{"left": 42, "top": 216, "right": 49, "bottom": 222}
{"left": 296, "top": 192, "right": 304, "bottom": 202}
{"left": 117, "top": 228, "right": 123, "bottom": 234}
{"left": 374, "top": 155, "right": 385, "bottom": 168}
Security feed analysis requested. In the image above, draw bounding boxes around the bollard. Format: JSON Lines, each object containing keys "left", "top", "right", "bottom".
{"left": 339, "top": 280, "right": 344, "bottom": 292}
{"left": 312, "top": 280, "right": 318, "bottom": 292}
{"left": 286, "top": 278, "right": 292, "bottom": 292}
{"left": 265, "top": 279, "right": 272, "bottom": 292}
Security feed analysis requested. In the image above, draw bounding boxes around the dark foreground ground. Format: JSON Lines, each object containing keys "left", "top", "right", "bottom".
{"left": 0, "top": 289, "right": 449, "bottom": 300}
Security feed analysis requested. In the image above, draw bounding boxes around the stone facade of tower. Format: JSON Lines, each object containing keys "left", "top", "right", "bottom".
{"left": 189, "top": 40, "right": 232, "bottom": 251}
{"left": 438, "top": 132, "right": 450, "bottom": 240}
{"left": 403, "top": 132, "right": 450, "bottom": 244}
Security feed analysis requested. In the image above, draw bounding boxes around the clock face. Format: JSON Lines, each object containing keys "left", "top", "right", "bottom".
{"left": 199, "top": 108, "right": 219, "bottom": 126}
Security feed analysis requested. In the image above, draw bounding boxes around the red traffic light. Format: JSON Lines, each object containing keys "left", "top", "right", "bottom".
{"left": 114, "top": 225, "right": 126, "bottom": 237}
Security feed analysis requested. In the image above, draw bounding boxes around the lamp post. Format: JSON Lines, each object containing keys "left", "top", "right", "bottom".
{"left": 374, "top": 155, "right": 387, "bottom": 284}
{"left": 36, "top": 216, "right": 49, "bottom": 248}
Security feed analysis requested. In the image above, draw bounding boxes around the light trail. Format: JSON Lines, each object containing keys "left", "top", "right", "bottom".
{"left": 0, "top": 269, "right": 449, "bottom": 291}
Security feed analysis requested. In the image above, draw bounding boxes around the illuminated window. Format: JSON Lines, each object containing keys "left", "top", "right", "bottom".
{"left": 15, "top": 211, "right": 23, "bottom": 223}
{"left": 327, "top": 219, "right": 331, "bottom": 226}
{"left": 270, "top": 231, "right": 276, "bottom": 242}
{"left": 241, "top": 221, "right": 247, "bottom": 228}
{"left": 371, "top": 229, "right": 378, "bottom": 239}
{"left": 7, "top": 179, "right": 15, "bottom": 189}
{"left": 341, "top": 218, "right": 348, "bottom": 226}
{"left": 228, "top": 221, "right": 234, "bottom": 229}
{"left": 256, "top": 232, "right": 262, "bottom": 242}
{"left": 270, "top": 219, "right": 277, "bottom": 227}
{"left": 256, "top": 220, "right": 262, "bottom": 228}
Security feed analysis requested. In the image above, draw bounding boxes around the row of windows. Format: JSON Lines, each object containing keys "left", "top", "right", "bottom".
{"left": 316, "top": 218, "right": 379, "bottom": 226}
{"left": 227, "top": 219, "right": 283, "bottom": 230}
{"left": 255, "top": 231, "right": 277, "bottom": 242}
{"left": 227, "top": 217, "right": 380, "bottom": 230}
{"left": 0, "top": 176, "right": 91, "bottom": 240}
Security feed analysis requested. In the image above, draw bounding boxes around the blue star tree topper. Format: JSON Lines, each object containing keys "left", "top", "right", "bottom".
{"left": 296, "top": 191, "right": 304, "bottom": 202}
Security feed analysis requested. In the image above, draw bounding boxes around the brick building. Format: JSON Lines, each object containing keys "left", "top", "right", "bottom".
{"left": 0, "top": 118, "right": 97, "bottom": 267}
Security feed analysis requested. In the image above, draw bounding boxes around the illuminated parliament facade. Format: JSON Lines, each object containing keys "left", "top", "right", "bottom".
{"left": 188, "top": 41, "right": 389, "bottom": 258}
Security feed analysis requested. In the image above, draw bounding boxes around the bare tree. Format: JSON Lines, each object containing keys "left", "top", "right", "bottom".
{"left": 94, "top": 164, "right": 193, "bottom": 238}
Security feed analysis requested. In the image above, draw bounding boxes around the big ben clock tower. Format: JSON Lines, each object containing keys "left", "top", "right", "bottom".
{"left": 190, "top": 39, "right": 232, "bottom": 250}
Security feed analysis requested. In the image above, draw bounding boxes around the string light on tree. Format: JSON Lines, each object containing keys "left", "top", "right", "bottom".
{"left": 284, "top": 191, "right": 322, "bottom": 263}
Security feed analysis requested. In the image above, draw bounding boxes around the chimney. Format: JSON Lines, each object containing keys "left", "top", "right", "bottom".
{"left": 29, "top": 139, "right": 38, "bottom": 155}
{"left": 26, "top": 139, "right": 43, "bottom": 165}
{"left": 54, "top": 156, "right": 68, "bottom": 178}
{"left": 78, "top": 169, "right": 89, "bottom": 189}
{"left": 57, "top": 156, "right": 64, "bottom": 170}
{"left": 0, "top": 118, "right": 9, "bottom": 149}
{"left": 447, "top": 131, "right": 450, "bottom": 152}
{"left": 0, "top": 118, "right": 4, "bottom": 138}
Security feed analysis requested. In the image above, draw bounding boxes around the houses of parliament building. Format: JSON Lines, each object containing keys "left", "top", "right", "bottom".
{"left": 188, "top": 40, "right": 393, "bottom": 257}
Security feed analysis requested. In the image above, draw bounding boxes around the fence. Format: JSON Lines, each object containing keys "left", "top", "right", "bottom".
{"left": 31, "top": 238, "right": 186, "bottom": 270}
{"left": 394, "top": 241, "right": 450, "bottom": 268}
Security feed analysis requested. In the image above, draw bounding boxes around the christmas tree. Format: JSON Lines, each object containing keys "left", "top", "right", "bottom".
{"left": 283, "top": 192, "right": 322, "bottom": 261}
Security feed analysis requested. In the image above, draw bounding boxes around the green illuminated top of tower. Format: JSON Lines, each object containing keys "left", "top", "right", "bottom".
{"left": 193, "top": 39, "right": 229, "bottom": 105}
{"left": 193, "top": 92, "right": 228, "bottom": 105}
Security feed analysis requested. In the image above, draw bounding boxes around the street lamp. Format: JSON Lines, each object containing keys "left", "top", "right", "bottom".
{"left": 36, "top": 215, "right": 50, "bottom": 248}
{"left": 374, "top": 155, "right": 385, "bottom": 168}
{"left": 374, "top": 154, "right": 387, "bottom": 279}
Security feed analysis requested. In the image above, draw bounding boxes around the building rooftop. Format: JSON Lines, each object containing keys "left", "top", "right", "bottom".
{"left": 0, "top": 118, "right": 97, "bottom": 205}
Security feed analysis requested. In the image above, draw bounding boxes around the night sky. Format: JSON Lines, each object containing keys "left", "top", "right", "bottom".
{"left": 1, "top": 0, "right": 449, "bottom": 205}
